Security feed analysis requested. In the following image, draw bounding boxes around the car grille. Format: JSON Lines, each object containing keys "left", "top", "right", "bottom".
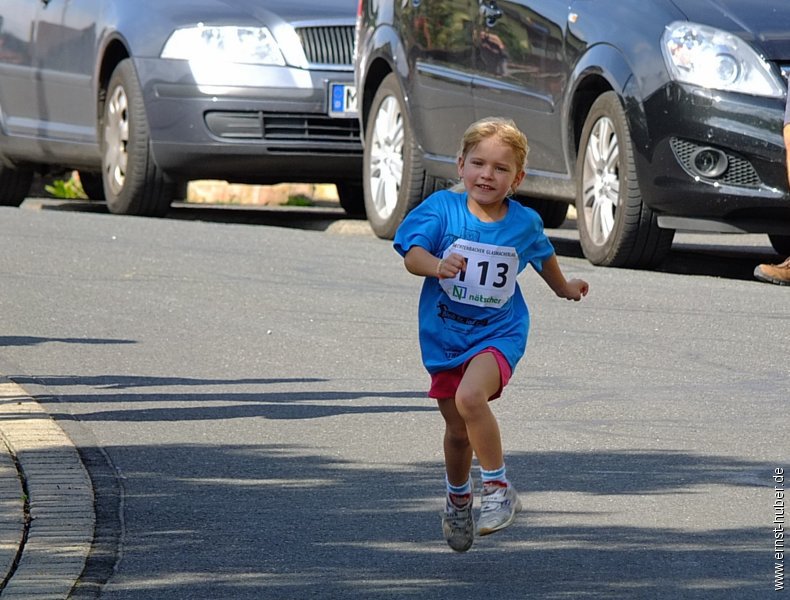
{"left": 670, "top": 137, "right": 762, "bottom": 188}
{"left": 296, "top": 26, "right": 354, "bottom": 66}
{"left": 263, "top": 114, "right": 359, "bottom": 142}
{"left": 205, "top": 111, "right": 361, "bottom": 151}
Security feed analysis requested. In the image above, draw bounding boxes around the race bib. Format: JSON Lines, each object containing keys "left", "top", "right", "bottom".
{"left": 439, "top": 239, "right": 518, "bottom": 309}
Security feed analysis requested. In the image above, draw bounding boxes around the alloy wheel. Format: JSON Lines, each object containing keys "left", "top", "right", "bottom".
{"left": 368, "top": 95, "right": 404, "bottom": 221}
{"left": 580, "top": 116, "right": 620, "bottom": 246}
{"left": 104, "top": 84, "right": 130, "bottom": 196}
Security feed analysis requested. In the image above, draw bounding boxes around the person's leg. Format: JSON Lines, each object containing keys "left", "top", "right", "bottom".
{"left": 436, "top": 396, "right": 473, "bottom": 487}
{"left": 436, "top": 395, "right": 475, "bottom": 552}
{"left": 455, "top": 351, "right": 522, "bottom": 536}
{"left": 453, "top": 351, "right": 503, "bottom": 471}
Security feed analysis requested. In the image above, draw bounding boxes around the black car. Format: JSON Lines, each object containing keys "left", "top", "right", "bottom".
{"left": 354, "top": 0, "right": 790, "bottom": 268}
{"left": 0, "top": 0, "right": 362, "bottom": 217}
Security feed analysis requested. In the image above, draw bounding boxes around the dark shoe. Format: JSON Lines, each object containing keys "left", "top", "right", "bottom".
{"left": 754, "top": 257, "right": 790, "bottom": 286}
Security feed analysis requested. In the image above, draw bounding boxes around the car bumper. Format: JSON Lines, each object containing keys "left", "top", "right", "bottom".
{"left": 134, "top": 58, "right": 362, "bottom": 183}
{"left": 635, "top": 83, "right": 790, "bottom": 232}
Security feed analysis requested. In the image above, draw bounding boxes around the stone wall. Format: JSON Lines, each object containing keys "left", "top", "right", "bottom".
{"left": 186, "top": 181, "right": 339, "bottom": 205}
{"left": 30, "top": 172, "right": 340, "bottom": 206}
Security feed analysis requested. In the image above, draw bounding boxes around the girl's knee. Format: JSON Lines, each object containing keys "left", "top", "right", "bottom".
{"left": 454, "top": 388, "right": 488, "bottom": 419}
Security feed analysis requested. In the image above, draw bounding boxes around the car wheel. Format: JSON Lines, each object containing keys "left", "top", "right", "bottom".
{"left": 768, "top": 234, "right": 790, "bottom": 256}
{"left": 575, "top": 91, "right": 674, "bottom": 268}
{"left": 0, "top": 164, "right": 33, "bottom": 207}
{"left": 78, "top": 171, "right": 105, "bottom": 200}
{"left": 363, "top": 73, "right": 426, "bottom": 239}
{"left": 515, "top": 196, "right": 568, "bottom": 228}
{"left": 102, "top": 59, "right": 178, "bottom": 216}
{"left": 335, "top": 182, "right": 366, "bottom": 217}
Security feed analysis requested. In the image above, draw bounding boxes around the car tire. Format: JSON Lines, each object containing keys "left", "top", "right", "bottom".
{"left": 335, "top": 182, "right": 366, "bottom": 217}
{"left": 575, "top": 91, "right": 674, "bottom": 268}
{"left": 101, "top": 59, "right": 178, "bottom": 217}
{"left": 363, "top": 73, "right": 426, "bottom": 239}
{"left": 515, "top": 196, "right": 568, "bottom": 228}
{"left": 0, "top": 164, "right": 33, "bottom": 207}
{"left": 768, "top": 234, "right": 790, "bottom": 256}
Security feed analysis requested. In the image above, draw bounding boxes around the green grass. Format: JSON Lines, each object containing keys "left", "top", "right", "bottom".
{"left": 283, "top": 194, "right": 314, "bottom": 207}
{"left": 45, "top": 174, "right": 87, "bottom": 199}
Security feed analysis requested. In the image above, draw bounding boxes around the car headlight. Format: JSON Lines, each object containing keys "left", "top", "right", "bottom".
{"left": 661, "top": 22, "right": 784, "bottom": 98}
{"left": 161, "top": 25, "right": 286, "bottom": 66}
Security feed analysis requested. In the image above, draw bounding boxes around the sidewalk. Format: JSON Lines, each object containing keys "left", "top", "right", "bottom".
{"left": 0, "top": 379, "right": 95, "bottom": 599}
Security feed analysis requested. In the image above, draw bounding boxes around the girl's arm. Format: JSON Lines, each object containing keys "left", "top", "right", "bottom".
{"left": 538, "top": 254, "right": 589, "bottom": 301}
{"left": 403, "top": 246, "right": 465, "bottom": 280}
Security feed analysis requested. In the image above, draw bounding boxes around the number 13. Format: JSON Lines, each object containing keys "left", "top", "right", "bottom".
{"left": 458, "top": 259, "right": 509, "bottom": 288}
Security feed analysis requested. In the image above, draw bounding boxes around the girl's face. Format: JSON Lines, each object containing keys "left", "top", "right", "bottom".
{"left": 458, "top": 135, "right": 525, "bottom": 214}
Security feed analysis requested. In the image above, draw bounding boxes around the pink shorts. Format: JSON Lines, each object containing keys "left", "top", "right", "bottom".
{"left": 429, "top": 347, "right": 512, "bottom": 401}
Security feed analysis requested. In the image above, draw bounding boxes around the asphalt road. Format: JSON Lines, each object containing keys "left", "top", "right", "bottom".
{"left": 0, "top": 199, "right": 788, "bottom": 599}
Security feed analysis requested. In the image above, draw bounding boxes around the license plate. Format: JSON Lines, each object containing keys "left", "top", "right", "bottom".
{"left": 329, "top": 83, "right": 358, "bottom": 118}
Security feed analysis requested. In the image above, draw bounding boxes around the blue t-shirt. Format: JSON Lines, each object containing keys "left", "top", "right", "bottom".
{"left": 394, "top": 190, "right": 555, "bottom": 374}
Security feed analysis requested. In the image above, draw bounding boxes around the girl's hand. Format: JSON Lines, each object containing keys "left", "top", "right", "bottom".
{"left": 437, "top": 253, "right": 466, "bottom": 279}
{"left": 561, "top": 279, "right": 589, "bottom": 301}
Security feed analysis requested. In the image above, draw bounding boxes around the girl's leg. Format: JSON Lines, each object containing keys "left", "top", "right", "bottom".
{"left": 454, "top": 352, "right": 503, "bottom": 472}
{"left": 440, "top": 352, "right": 520, "bottom": 539}
{"left": 436, "top": 397, "right": 473, "bottom": 487}
{"left": 437, "top": 395, "right": 476, "bottom": 552}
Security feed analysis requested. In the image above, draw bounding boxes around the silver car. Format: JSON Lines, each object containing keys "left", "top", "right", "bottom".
{"left": 0, "top": 0, "right": 362, "bottom": 216}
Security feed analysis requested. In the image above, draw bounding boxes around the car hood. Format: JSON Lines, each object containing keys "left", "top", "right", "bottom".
{"left": 669, "top": 0, "right": 790, "bottom": 58}
{"left": 219, "top": 0, "right": 357, "bottom": 25}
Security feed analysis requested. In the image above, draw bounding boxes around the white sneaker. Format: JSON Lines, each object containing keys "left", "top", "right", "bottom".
{"left": 442, "top": 494, "right": 474, "bottom": 552}
{"left": 477, "top": 482, "right": 522, "bottom": 536}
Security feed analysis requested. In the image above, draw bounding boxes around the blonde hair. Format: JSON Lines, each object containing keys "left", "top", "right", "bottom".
{"left": 459, "top": 117, "right": 529, "bottom": 170}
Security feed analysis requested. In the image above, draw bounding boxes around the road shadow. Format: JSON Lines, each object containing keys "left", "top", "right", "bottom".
{"left": 28, "top": 197, "right": 359, "bottom": 231}
{"left": 8, "top": 369, "right": 776, "bottom": 598}
{"left": 11, "top": 374, "right": 328, "bottom": 389}
{"left": 0, "top": 336, "right": 136, "bottom": 347}
{"left": 42, "top": 441, "right": 773, "bottom": 599}
{"left": 11, "top": 373, "right": 432, "bottom": 423}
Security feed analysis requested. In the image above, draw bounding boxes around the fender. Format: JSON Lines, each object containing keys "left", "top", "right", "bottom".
{"left": 356, "top": 23, "right": 418, "bottom": 147}
{"left": 561, "top": 42, "right": 647, "bottom": 176}
{"left": 95, "top": 32, "right": 133, "bottom": 117}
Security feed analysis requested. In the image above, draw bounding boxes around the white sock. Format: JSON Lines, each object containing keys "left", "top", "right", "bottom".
{"left": 480, "top": 464, "right": 508, "bottom": 486}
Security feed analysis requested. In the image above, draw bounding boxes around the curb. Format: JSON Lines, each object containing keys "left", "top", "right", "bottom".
{"left": 0, "top": 380, "right": 94, "bottom": 599}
